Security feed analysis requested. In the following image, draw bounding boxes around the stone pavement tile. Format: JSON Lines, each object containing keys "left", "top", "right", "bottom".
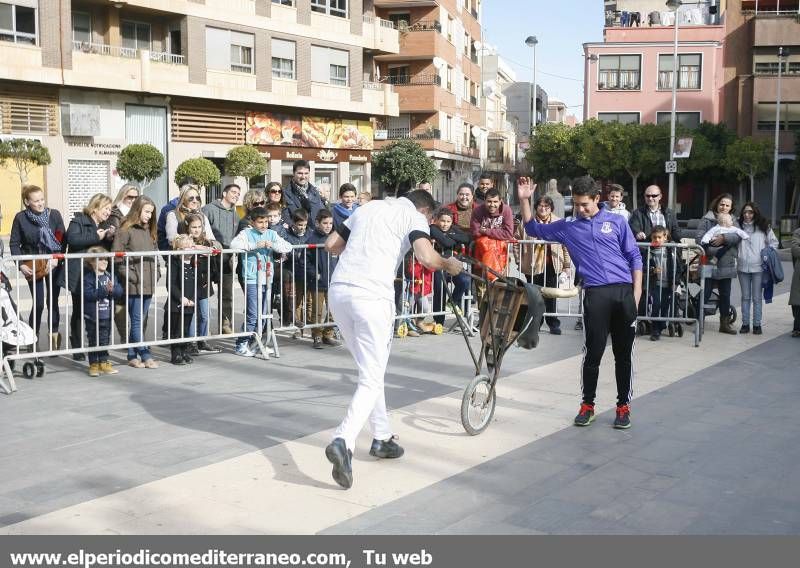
{"left": 587, "top": 487, "right": 661, "bottom": 523}
{"left": 436, "top": 502, "right": 529, "bottom": 535}
{"left": 614, "top": 499, "right": 701, "bottom": 534}
{"left": 503, "top": 497, "right": 596, "bottom": 533}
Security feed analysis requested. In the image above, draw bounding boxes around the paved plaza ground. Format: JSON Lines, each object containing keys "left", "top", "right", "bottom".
{"left": 0, "top": 264, "right": 797, "bottom": 535}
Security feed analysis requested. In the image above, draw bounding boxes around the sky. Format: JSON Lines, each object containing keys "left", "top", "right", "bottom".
{"left": 481, "top": 0, "right": 605, "bottom": 121}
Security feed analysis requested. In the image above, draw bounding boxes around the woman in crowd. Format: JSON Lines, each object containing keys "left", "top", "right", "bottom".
{"left": 112, "top": 196, "right": 160, "bottom": 369}
{"left": 9, "top": 185, "right": 66, "bottom": 350}
{"left": 107, "top": 184, "right": 140, "bottom": 232}
{"left": 265, "top": 181, "right": 291, "bottom": 225}
{"left": 237, "top": 188, "right": 268, "bottom": 234}
{"left": 736, "top": 202, "right": 778, "bottom": 334}
{"left": 165, "top": 185, "right": 214, "bottom": 246}
{"left": 696, "top": 193, "right": 741, "bottom": 335}
{"left": 65, "top": 193, "right": 115, "bottom": 359}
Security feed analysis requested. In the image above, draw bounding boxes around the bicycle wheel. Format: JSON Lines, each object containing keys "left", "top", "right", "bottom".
{"left": 461, "top": 374, "right": 496, "bottom": 435}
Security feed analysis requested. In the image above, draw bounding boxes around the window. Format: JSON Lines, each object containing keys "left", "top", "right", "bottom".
{"left": 206, "top": 27, "right": 254, "bottom": 74}
{"left": 311, "top": 45, "right": 349, "bottom": 86}
{"left": 445, "top": 115, "right": 453, "bottom": 141}
{"left": 487, "top": 139, "right": 504, "bottom": 162}
{"left": 311, "top": 0, "right": 347, "bottom": 18}
{"left": 272, "top": 0, "right": 294, "bottom": 5}
{"left": 388, "top": 13, "right": 410, "bottom": 28}
{"left": 121, "top": 20, "right": 150, "bottom": 54}
{"left": 754, "top": 60, "right": 800, "bottom": 75}
{"left": 598, "top": 54, "right": 641, "bottom": 90}
{"left": 597, "top": 112, "right": 640, "bottom": 124}
{"left": 387, "top": 65, "right": 410, "bottom": 85}
{"left": 446, "top": 65, "right": 453, "bottom": 91}
{"left": 658, "top": 53, "right": 701, "bottom": 89}
{"left": 71, "top": 11, "right": 91, "bottom": 44}
{"left": 464, "top": 32, "right": 470, "bottom": 56}
{"left": 0, "top": 2, "right": 37, "bottom": 45}
{"left": 271, "top": 38, "right": 295, "bottom": 79}
{"left": 446, "top": 16, "right": 453, "bottom": 42}
{"left": 349, "top": 164, "right": 365, "bottom": 191}
{"left": 656, "top": 111, "right": 701, "bottom": 129}
{"left": 757, "top": 103, "right": 800, "bottom": 131}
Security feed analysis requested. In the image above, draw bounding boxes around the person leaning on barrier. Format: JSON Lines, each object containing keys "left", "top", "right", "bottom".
{"left": 284, "top": 208, "right": 311, "bottom": 336}
{"left": 470, "top": 187, "right": 514, "bottom": 305}
{"left": 9, "top": 185, "right": 66, "bottom": 348}
{"left": 514, "top": 194, "right": 572, "bottom": 335}
{"left": 629, "top": 184, "right": 680, "bottom": 243}
{"left": 202, "top": 183, "right": 241, "bottom": 337}
{"left": 168, "top": 235, "right": 204, "bottom": 366}
{"left": 646, "top": 226, "right": 683, "bottom": 342}
{"left": 518, "top": 175, "right": 643, "bottom": 430}
{"left": 82, "top": 245, "right": 123, "bottom": 377}
{"left": 430, "top": 207, "right": 472, "bottom": 326}
{"left": 112, "top": 196, "right": 161, "bottom": 369}
{"left": 322, "top": 189, "right": 463, "bottom": 490}
{"left": 180, "top": 213, "right": 220, "bottom": 353}
{"left": 65, "top": 193, "right": 116, "bottom": 361}
{"left": 445, "top": 182, "right": 476, "bottom": 232}
{"left": 107, "top": 184, "right": 141, "bottom": 342}
{"left": 305, "top": 209, "right": 340, "bottom": 349}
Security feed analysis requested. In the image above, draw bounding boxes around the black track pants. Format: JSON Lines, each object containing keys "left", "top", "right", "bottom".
{"left": 581, "top": 284, "right": 637, "bottom": 406}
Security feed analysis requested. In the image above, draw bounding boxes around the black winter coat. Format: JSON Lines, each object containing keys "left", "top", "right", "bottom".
{"left": 65, "top": 213, "right": 114, "bottom": 292}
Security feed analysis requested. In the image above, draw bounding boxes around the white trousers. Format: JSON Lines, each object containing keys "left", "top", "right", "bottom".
{"left": 329, "top": 284, "right": 394, "bottom": 453}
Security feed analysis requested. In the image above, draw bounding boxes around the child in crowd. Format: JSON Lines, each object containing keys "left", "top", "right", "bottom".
{"left": 180, "top": 213, "right": 218, "bottom": 352}
{"left": 430, "top": 208, "right": 471, "bottom": 325}
{"left": 230, "top": 207, "right": 293, "bottom": 357}
{"left": 82, "top": 245, "right": 123, "bottom": 377}
{"left": 358, "top": 191, "right": 372, "bottom": 206}
{"left": 647, "top": 226, "right": 682, "bottom": 341}
{"left": 406, "top": 251, "right": 435, "bottom": 333}
{"left": 168, "top": 235, "right": 200, "bottom": 365}
{"left": 332, "top": 183, "right": 358, "bottom": 229}
{"left": 284, "top": 209, "right": 310, "bottom": 335}
{"left": 264, "top": 203, "right": 290, "bottom": 322}
{"left": 604, "top": 184, "right": 629, "bottom": 221}
{"left": 305, "top": 209, "right": 340, "bottom": 349}
{"left": 700, "top": 212, "right": 749, "bottom": 262}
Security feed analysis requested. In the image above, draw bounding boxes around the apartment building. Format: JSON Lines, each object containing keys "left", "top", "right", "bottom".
{"left": 724, "top": 0, "right": 798, "bottom": 218}
{"left": 0, "top": 0, "right": 400, "bottom": 230}
{"left": 481, "top": 48, "right": 516, "bottom": 194}
{"left": 504, "top": 81, "right": 547, "bottom": 174}
{"left": 371, "top": 0, "right": 485, "bottom": 203}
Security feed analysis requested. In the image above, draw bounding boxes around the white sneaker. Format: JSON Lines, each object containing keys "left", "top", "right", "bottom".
{"left": 235, "top": 343, "right": 255, "bottom": 357}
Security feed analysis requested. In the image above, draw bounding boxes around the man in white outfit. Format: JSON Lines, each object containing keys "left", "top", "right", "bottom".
{"left": 323, "top": 190, "right": 464, "bottom": 489}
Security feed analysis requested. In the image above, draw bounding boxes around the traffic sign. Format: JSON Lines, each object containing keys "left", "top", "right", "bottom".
{"left": 665, "top": 160, "right": 677, "bottom": 173}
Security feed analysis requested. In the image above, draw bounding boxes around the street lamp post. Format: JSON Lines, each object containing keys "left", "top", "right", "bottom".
{"left": 666, "top": 0, "right": 681, "bottom": 213}
{"left": 525, "top": 36, "right": 538, "bottom": 138}
{"left": 771, "top": 46, "right": 787, "bottom": 226}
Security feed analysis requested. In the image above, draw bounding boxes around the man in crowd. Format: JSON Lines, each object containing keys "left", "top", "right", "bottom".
{"left": 629, "top": 184, "right": 680, "bottom": 242}
{"left": 203, "top": 183, "right": 241, "bottom": 334}
{"left": 518, "top": 175, "right": 642, "bottom": 430}
{"left": 323, "top": 190, "right": 463, "bottom": 489}
{"left": 470, "top": 188, "right": 514, "bottom": 301}
{"left": 283, "top": 160, "right": 325, "bottom": 222}
{"left": 446, "top": 182, "right": 476, "bottom": 232}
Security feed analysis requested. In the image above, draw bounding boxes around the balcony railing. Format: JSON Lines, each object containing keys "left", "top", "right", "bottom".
{"left": 598, "top": 70, "right": 640, "bottom": 90}
{"left": 399, "top": 19, "right": 442, "bottom": 32}
{"left": 71, "top": 41, "right": 186, "bottom": 64}
{"left": 742, "top": 0, "right": 800, "bottom": 15}
{"left": 384, "top": 74, "right": 441, "bottom": 86}
{"left": 657, "top": 69, "right": 700, "bottom": 89}
{"left": 363, "top": 14, "right": 398, "bottom": 29}
{"left": 754, "top": 61, "right": 800, "bottom": 75}
{"left": 364, "top": 80, "right": 394, "bottom": 92}
{"left": 387, "top": 128, "right": 441, "bottom": 140}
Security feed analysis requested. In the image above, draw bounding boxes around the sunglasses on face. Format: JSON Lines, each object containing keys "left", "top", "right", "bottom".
{"left": 645, "top": 194, "right": 660, "bottom": 198}
{"left": 187, "top": 196, "right": 201, "bottom": 202}
{"left": 124, "top": 194, "right": 139, "bottom": 200}
{"left": 268, "top": 189, "right": 282, "bottom": 194}
{"left": 252, "top": 200, "right": 266, "bottom": 206}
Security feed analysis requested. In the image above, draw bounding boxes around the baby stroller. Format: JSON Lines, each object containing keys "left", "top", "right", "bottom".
{"left": 0, "top": 270, "right": 45, "bottom": 379}
{"left": 683, "top": 250, "right": 737, "bottom": 327}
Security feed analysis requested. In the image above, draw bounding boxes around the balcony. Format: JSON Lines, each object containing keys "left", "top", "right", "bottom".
{"left": 386, "top": 127, "right": 441, "bottom": 140}
{"left": 363, "top": 82, "right": 399, "bottom": 116}
{"left": 384, "top": 73, "right": 441, "bottom": 86}
{"left": 362, "top": 15, "right": 400, "bottom": 54}
{"left": 378, "top": 128, "right": 479, "bottom": 159}
{"left": 71, "top": 41, "right": 185, "bottom": 65}
{"left": 753, "top": 10, "right": 800, "bottom": 46}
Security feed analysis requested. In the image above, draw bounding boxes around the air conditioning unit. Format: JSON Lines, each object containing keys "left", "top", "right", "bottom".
{"left": 61, "top": 103, "right": 101, "bottom": 136}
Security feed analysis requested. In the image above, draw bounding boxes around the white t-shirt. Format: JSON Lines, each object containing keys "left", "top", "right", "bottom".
{"left": 330, "top": 198, "right": 430, "bottom": 301}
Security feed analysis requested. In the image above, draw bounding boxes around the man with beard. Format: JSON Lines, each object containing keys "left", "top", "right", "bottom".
{"left": 470, "top": 188, "right": 514, "bottom": 302}
{"left": 283, "top": 160, "right": 325, "bottom": 222}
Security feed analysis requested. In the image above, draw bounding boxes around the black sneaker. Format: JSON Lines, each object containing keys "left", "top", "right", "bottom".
{"left": 549, "top": 327, "right": 562, "bottom": 335}
{"left": 740, "top": 324, "right": 750, "bottom": 334}
{"left": 369, "top": 436, "right": 405, "bottom": 459}
{"left": 171, "top": 352, "right": 185, "bottom": 366}
{"left": 753, "top": 326, "right": 762, "bottom": 335}
{"left": 187, "top": 343, "right": 200, "bottom": 355}
{"left": 72, "top": 353, "right": 85, "bottom": 361}
{"left": 182, "top": 353, "right": 194, "bottom": 364}
{"left": 574, "top": 403, "right": 595, "bottom": 426}
{"left": 325, "top": 438, "right": 353, "bottom": 489}
{"left": 613, "top": 404, "right": 631, "bottom": 429}
{"left": 574, "top": 320, "right": 583, "bottom": 331}
{"left": 650, "top": 332, "right": 660, "bottom": 341}
{"left": 197, "top": 341, "right": 216, "bottom": 352}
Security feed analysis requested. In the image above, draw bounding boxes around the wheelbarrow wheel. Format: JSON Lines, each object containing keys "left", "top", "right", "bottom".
{"left": 433, "top": 323, "right": 444, "bottom": 335}
{"left": 461, "top": 374, "right": 496, "bottom": 436}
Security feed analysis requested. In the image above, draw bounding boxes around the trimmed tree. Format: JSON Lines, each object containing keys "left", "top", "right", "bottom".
{"left": 224, "top": 145, "right": 268, "bottom": 183}
{"left": 116, "top": 143, "right": 165, "bottom": 191}
{"left": 0, "top": 138, "right": 52, "bottom": 184}
{"left": 372, "top": 139, "right": 437, "bottom": 194}
{"left": 174, "top": 157, "right": 221, "bottom": 189}
{"left": 723, "top": 137, "right": 773, "bottom": 203}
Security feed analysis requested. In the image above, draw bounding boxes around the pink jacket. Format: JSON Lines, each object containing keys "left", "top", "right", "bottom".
{"left": 469, "top": 203, "right": 514, "bottom": 241}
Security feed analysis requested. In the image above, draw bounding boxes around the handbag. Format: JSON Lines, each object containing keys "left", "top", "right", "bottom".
{"left": 21, "top": 259, "right": 51, "bottom": 281}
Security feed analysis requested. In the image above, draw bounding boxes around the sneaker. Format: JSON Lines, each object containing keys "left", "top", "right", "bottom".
{"left": 753, "top": 326, "right": 762, "bottom": 335}
{"left": 197, "top": 341, "right": 216, "bottom": 352}
{"left": 369, "top": 435, "right": 404, "bottom": 459}
{"left": 72, "top": 353, "right": 86, "bottom": 362}
{"left": 650, "top": 332, "right": 660, "bottom": 341}
{"left": 100, "top": 361, "right": 118, "bottom": 375}
{"left": 187, "top": 343, "right": 200, "bottom": 356}
{"left": 574, "top": 403, "right": 595, "bottom": 427}
{"left": 614, "top": 404, "right": 632, "bottom": 429}
{"left": 127, "top": 359, "right": 145, "bottom": 369}
{"left": 221, "top": 320, "right": 233, "bottom": 334}
{"left": 171, "top": 352, "right": 186, "bottom": 366}
{"left": 312, "top": 337, "right": 323, "bottom": 349}
{"left": 574, "top": 320, "right": 583, "bottom": 331}
{"left": 235, "top": 343, "right": 255, "bottom": 357}
{"left": 183, "top": 353, "right": 194, "bottom": 364}
{"left": 740, "top": 324, "right": 750, "bottom": 334}
{"left": 549, "top": 327, "right": 562, "bottom": 335}
{"left": 143, "top": 359, "right": 159, "bottom": 369}
{"left": 406, "top": 328, "right": 421, "bottom": 338}
{"left": 88, "top": 363, "right": 101, "bottom": 378}
{"left": 322, "top": 337, "right": 341, "bottom": 347}
{"left": 325, "top": 438, "right": 353, "bottom": 489}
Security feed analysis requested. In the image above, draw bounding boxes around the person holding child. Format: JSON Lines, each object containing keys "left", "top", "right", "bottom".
{"left": 230, "top": 207, "right": 293, "bottom": 357}
{"left": 646, "top": 226, "right": 682, "bottom": 341}
{"left": 82, "top": 245, "right": 123, "bottom": 377}
{"left": 305, "top": 209, "right": 340, "bottom": 349}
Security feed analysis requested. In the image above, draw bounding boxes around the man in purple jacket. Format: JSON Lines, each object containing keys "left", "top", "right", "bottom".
{"left": 518, "top": 175, "right": 643, "bottom": 430}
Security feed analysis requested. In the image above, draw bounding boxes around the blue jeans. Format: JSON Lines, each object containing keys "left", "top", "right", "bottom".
{"left": 127, "top": 295, "right": 153, "bottom": 361}
{"left": 85, "top": 318, "right": 111, "bottom": 364}
{"left": 738, "top": 271, "right": 763, "bottom": 326}
{"left": 189, "top": 297, "right": 209, "bottom": 338}
{"left": 432, "top": 271, "right": 472, "bottom": 324}
{"left": 236, "top": 284, "right": 271, "bottom": 347}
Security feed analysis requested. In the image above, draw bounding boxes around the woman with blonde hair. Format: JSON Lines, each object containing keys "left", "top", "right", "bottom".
{"left": 65, "top": 193, "right": 115, "bottom": 358}
{"left": 112, "top": 196, "right": 161, "bottom": 369}
{"left": 237, "top": 188, "right": 268, "bottom": 233}
{"left": 165, "top": 185, "right": 214, "bottom": 245}
{"left": 108, "top": 184, "right": 140, "bottom": 232}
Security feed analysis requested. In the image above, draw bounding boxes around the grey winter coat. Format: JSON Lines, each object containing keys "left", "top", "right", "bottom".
{"left": 737, "top": 222, "right": 778, "bottom": 274}
{"left": 790, "top": 227, "right": 800, "bottom": 307}
{"left": 696, "top": 210, "right": 741, "bottom": 280}
{"left": 111, "top": 224, "right": 161, "bottom": 296}
{"left": 202, "top": 200, "right": 241, "bottom": 248}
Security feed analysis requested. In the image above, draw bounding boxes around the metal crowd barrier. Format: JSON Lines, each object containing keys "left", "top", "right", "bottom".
{"left": 0, "top": 248, "right": 277, "bottom": 394}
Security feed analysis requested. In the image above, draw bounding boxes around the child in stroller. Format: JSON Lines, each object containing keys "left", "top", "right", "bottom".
{"left": 1, "top": 268, "right": 44, "bottom": 379}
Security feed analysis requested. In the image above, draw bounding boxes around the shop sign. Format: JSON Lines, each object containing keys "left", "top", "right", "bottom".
{"left": 255, "top": 146, "right": 372, "bottom": 164}
{"left": 65, "top": 140, "right": 123, "bottom": 157}
{"left": 350, "top": 155, "right": 369, "bottom": 163}
{"left": 245, "top": 112, "right": 374, "bottom": 150}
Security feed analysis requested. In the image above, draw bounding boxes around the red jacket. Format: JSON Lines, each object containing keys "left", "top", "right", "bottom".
{"left": 445, "top": 201, "right": 475, "bottom": 231}
{"left": 406, "top": 257, "right": 434, "bottom": 296}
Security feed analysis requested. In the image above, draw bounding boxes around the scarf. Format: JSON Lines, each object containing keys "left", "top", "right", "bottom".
{"left": 24, "top": 208, "right": 62, "bottom": 253}
{"left": 333, "top": 202, "right": 357, "bottom": 220}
